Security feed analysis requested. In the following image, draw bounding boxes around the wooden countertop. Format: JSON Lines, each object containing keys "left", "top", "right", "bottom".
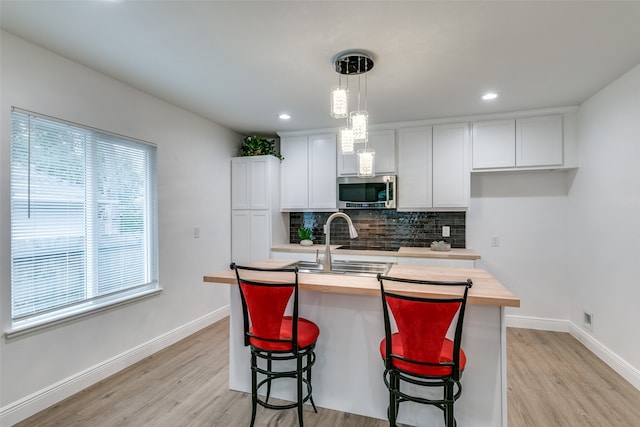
{"left": 204, "top": 259, "right": 519, "bottom": 308}
{"left": 272, "top": 244, "right": 480, "bottom": 260}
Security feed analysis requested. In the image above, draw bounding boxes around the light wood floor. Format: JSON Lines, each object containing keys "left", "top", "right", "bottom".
{"left": 15, "top": 319, "right": 640, "bottom": 426}
{"left": 507, "top": 327, "right": 640, "bottom": 426}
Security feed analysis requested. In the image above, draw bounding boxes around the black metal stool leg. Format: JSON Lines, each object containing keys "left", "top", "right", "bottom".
{"left": 297, "top": 354, "right": 304, "bottom": 427}
{"left": 307, "top": 350, "right": 317, "bottom": 413}
{"left": 250, "top": 352, "right": 258, "bottom": 427}
{"left": 388, "top": 370, "right": 398, "bottom": 427}
{"left": 444, "top": 381, "right": 454, "bottom": 427}
{"left": 265, "top": 353, "right": 273, "bottom": 404}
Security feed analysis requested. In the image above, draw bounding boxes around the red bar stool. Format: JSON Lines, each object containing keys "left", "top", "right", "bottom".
{"left": 377, "top": 274, "right": 473, "bottom": 427}
{"left": 231, "top": 263, "right": 319, "bottom": 427}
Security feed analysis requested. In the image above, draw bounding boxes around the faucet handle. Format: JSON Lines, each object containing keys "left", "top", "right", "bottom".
{"left": 315, "top": 249, "right": 322, "bottom": 263}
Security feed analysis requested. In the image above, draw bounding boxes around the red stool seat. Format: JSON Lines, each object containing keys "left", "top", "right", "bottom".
{"left": 250, "top": 316, "right": 320, "bottom": 351}
{"left": 380, "top": 333, "right": 467, "bottom": 377}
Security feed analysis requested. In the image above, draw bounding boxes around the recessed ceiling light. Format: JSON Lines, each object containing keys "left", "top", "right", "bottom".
{"left": 482, "top": 92, "right": 499, "bottom": 101}
{"left": 278, "top": 113, "right": 291, "bottom": 120}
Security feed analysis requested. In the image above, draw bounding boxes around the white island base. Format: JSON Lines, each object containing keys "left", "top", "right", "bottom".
{"left": 228, "top": 287, "right": 507, "bottom": 427}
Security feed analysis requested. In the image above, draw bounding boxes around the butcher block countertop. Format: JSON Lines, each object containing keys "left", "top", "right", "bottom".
{"left": 271, "top": 244, "right": 480, "bottom": 260}
{"left": 204, "top": 259, "right": 519, "bottom": 308}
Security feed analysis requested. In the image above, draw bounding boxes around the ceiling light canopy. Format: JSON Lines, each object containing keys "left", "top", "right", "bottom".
{"left": 330, "top": 50, "right": 376, "bottom": 177}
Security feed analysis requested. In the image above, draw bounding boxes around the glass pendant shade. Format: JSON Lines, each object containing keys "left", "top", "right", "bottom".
{"left": 339, "top": 127, "right": 355, "bottom": 155}
{"left": 356, "top": 148, "right": 375, "bottom": 177}
{"left": 350, "top": 111, "right": 368, "bottom": 143}
{"left": 331, "top": 88, "right": 348, "bottom": 118}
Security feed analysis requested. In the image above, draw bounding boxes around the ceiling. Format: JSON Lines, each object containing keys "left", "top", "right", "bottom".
{"left": 2, "top": 1, "right": 640, "bottom": 137}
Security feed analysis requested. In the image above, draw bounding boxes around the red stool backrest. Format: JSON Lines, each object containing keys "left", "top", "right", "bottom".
{"left": 231, "top": 263, "right": 300, "bottom": 351}
{"left": 378, "top": 275, "right": 472, "bottom": 380}
{"left": 386, "top": 296, "right": 461, "bottom": 364}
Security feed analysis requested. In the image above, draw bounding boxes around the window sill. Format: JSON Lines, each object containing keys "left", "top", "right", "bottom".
{"left": 4, "top": 287, "right": 163, "bottom": 340}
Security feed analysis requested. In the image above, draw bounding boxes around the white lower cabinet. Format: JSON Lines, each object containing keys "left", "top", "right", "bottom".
{"left": 396, "top": 256, "right": 475, "bottom": 269}
{"left": 232, "top": 210, "right": 271, "bottom": 265}
{"left": 397, "top": 123, "right": 470, "bottom": 210}
{"left": 281, "top": 134, "right": 337, "bottom": 211}
{"left": 270, "top": 249, "right": 475, "bottom": 269}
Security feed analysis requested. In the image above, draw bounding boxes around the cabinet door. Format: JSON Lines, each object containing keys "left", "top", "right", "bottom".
{"left": 249, "top": 211, "right": 270, "bottom": 263}
{"left": 309, "top": 134, "right": 337, "bottom": 209}
{"left": 250, "top": 157, "right": 270, "bottom": 209}
{"left": 472, "top": 119, "right": 515, "bottom": 169}
{"left": 338, "top": 129, "right": 396, "bottom": 176}
{"left": 231, "top": 157, "right": 251, "bottom": 210}
{"left": 516, "top": 115, "right": 563, "bottom": 167}
{"left": 231, "top": 210, "right": 251, "bottom": 264}
{"left": 280, "top": 137, "right": 309, "bottom": 210}
{"left": 432, "top": 123, "right": 470, "bottom": 208}
{"left": 369, "top": 129, "right": 396, "bottom": 174}
{"left": 397, "top": 126, "right": 432, "bottom": 210}
{"left": 337, "top": 141, "right": 357, "bottom": 176}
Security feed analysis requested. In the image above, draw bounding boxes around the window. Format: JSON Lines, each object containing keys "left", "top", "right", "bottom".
{"left": 9, "top": 108, "right": 159, "bottom": 334}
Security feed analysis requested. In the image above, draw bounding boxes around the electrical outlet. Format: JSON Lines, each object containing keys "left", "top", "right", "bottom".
{"left": 583, "top": 311, "right": 593, "bottom": 331}
{"left": 442, "top": 226, "right": 450, "bottom": 238}
{"left": 491, "top": 236, "right": 500, "bottom": 247}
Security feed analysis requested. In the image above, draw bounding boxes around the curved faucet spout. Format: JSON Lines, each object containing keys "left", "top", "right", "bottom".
{"left": 321, "top": 212, "right": 358, "bottom": 272}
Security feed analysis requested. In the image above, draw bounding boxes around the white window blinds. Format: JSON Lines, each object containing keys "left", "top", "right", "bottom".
{"left": 10, "top": 109, "right": 159, "bottom": 326}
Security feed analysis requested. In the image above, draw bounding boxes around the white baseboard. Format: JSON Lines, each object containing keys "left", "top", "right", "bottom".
{"left": 505, "top": 314, "right": 640, "bottom": 392}
{"left": 505, "top": 314, "right": 570, "bottom": 332}
{"left": 568, "top": 321, "right": 640, "bottom": 391}
{"left": 0, "top": 305, "right": 230, "bottom": 427}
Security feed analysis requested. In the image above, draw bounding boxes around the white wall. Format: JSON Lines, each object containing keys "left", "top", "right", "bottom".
{"left": 0, "top": 31, "right": 237, "bottom": 423}
{"left": 467, "top": 63, "right": 640, "bottom": 388}
{"left": 567, "top": 64, "right": 640, "bottom": 371}
{"left": 467, "top": 170, "right": 571, "bottom": 324}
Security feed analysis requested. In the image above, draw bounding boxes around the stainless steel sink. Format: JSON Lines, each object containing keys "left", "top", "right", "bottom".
{"left": 287, "top": 260, "right": 394, "bottom": 277}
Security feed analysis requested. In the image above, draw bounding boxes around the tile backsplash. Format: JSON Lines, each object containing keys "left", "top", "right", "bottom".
{"left": 289, "top": 211, "right": 465, "bottom": 249}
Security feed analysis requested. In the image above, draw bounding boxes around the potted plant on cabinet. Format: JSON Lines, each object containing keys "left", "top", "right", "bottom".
{"left": 298, "top": 227, "right": 315, "bottom": 246}
{"left": 239, "top": 135, "right": 283, "bottom": 160}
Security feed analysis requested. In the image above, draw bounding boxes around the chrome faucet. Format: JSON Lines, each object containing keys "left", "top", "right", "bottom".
{"left": 319, "top": 212, "right": 359, "bottom": 272}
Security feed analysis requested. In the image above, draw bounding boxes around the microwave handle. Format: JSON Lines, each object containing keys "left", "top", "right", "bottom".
{"left": 385, "top": 179, "right": 391, "bottom": 208}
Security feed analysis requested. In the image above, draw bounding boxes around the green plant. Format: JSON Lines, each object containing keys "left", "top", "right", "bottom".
{"left": 239, "top": 135, "right": 283, "bottom": 160}
{"left": 297, "top": 227, "right": 314, "bottom": 241}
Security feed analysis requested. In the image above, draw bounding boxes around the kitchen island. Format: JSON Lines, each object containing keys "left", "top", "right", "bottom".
{"left": 204, "top": 259, "right": 519, "bottom": 427}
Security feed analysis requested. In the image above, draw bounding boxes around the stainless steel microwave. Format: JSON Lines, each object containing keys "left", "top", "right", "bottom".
{"left": 337, "top": 175, "right": 396, "bottom": 209}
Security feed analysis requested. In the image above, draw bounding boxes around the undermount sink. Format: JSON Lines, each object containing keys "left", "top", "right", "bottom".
{"left": 287, "top": 260, "right": 394, "bottom": 277}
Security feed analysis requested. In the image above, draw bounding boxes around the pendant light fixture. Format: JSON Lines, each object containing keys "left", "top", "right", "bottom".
{"left": 330, "top": 50, "right": 375, "bottom": 177}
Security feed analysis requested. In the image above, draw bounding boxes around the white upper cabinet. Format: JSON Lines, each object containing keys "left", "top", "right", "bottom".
{"left": 397, "top": 126, "right": 433, "bottom": 210}
{"left": 309, "top": 134, "right": 338, "bottom": 209}
{"left": 280, "top": 136, "right": 309, "bottom": 210}
{"left": 472, "top": 119, "right": 515, "bottom": 169}
{"left": 397, "top": 123, "right": 470, "bottom": 211}
{"left": 516, "top": 115, "right": 563, "bottom": 167}
{"left": 231, "top": 156, "right": 277, "bottom": 210}
{"left": 432, "top": 123, "right": 470, "bottom": 208}
{"left": 337, "top": 129, "right": 396, "bottom": 176}
{"left": 281, "top": 134, "right": 337, "bottom": 211}
{"left": 472, "top": 114, "right": 564, "bottom": 170}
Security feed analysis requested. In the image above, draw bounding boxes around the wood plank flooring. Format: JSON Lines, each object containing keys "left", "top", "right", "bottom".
{"left": 507, "top": 327, "right": 640, "bottom": 426}
{"left": 14, "top": 319, "right": 640, "bottom": 426}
